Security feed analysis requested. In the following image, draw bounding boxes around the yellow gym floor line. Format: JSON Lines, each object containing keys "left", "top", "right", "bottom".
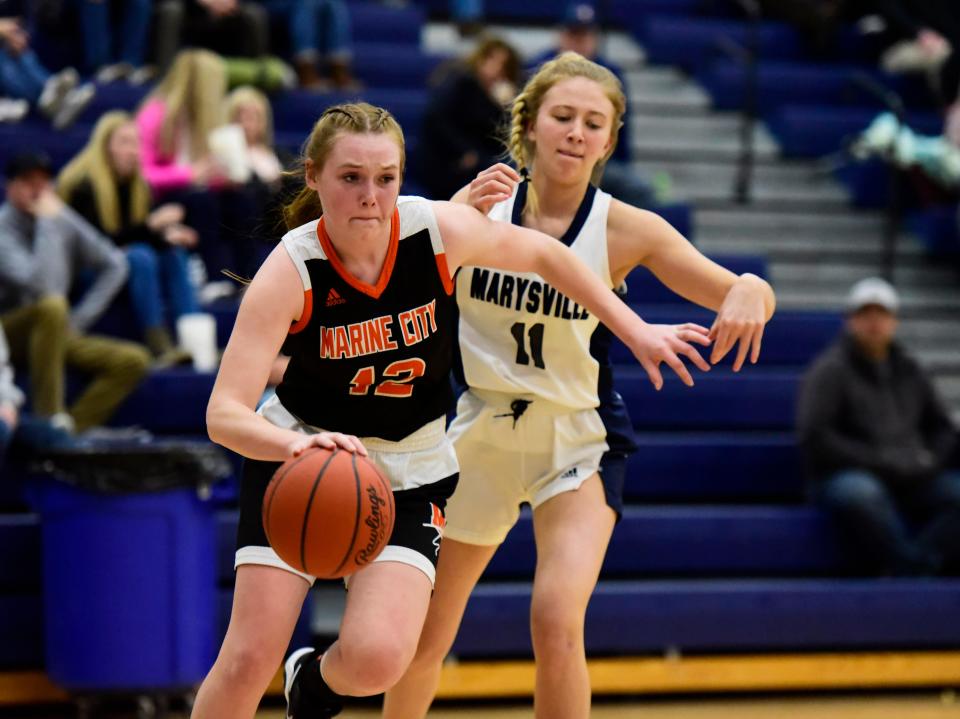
{"left": 3, "top": 651, "right": 958, "bottom": 706}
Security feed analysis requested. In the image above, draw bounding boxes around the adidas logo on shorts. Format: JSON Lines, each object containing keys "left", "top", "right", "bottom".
{"left": 560, "top": 467, "right": 579, "bottom": 480}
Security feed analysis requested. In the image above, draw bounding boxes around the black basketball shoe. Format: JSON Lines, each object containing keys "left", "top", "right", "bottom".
{"left": 284, "top": 647, "right": 344, "bottom": 719}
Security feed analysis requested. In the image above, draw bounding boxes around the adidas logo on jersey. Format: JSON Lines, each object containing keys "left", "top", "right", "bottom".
{"left": 560, "top": 467, "right": 579, "bottom": 480}
{"left": 326, "top": 288, "right": 346, "bottom": 307}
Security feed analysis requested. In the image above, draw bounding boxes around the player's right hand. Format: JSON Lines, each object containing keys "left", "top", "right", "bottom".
{"left": 466, "top": 163, "right": 521, "bottom": 215}
{"left": 288, "top": 432, "right": 369, "bottom": 457}
{"left": 628, "top": 322, "right": 712, "bottom": 391}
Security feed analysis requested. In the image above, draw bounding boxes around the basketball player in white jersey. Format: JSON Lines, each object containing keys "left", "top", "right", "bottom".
{"left": 383, "top": 53, "right": 776, "bottom": 719}
{"left": 195, "top": 101, "right": 716, "bottom": 719}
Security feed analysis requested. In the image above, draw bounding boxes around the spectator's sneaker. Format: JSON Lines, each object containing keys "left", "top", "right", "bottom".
{"left": 49, "top": 412, "right": 76, "bottom": 434}
{"left": 94, "top": 62, "right": 133, "bottom": 84}
{"left": 53, "top": 83, "right": 95, "bottom": 129}
{"left": 0, "top": 98, "right": 28, "bottom": 123}
{"left": 127, "top": 65, "right": 157, "bottom": 86}
{"left": 284, "top": 647, "right": 343, "bottom": 718}
{"left": 38, "top": 68, "right": 79, "bottom": 117}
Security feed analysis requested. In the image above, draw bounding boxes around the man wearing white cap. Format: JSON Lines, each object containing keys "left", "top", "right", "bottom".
{"left": 797, "top": 277, "right": 959, "bottom": 576}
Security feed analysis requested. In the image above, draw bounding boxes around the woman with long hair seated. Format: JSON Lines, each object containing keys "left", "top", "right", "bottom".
{"left": 59, "top": 111, "right": 199, "bottom": 365}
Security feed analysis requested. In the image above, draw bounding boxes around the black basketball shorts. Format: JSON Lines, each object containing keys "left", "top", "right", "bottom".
{"left": 236, "top": 456, "right": 459, "bottom": 586}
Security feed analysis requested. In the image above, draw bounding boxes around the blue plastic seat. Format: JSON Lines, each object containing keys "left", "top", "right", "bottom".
{"left": 616, "top": 367, "right": 799, "bottom": 430}
{"left": 481, "top": 505, "right": 839, "bottom": 579}
{"left": 766, "top": 104, "right": 942, "bottom": 158}
{"left": 625, "top": 431, "right": 803, "bottom": 500}
{"left": 110, "top": 369, "right": 216, "bottom": 433}
{"left": 610, "top": 308, "right": 840, "bottom": 367}
{"left": 639, "top": 17, "right": 803, "bottom": 70}
{"left": 453, "top": 578, "right": 960, "bottom": 657}
{"left": 351, "top": 44, "right": 446, "bottom": 90}
{"left": 349, "top": 2, "right": 425, "bottom": 45}
{"left": 622, "top": 255, "right": 767, "bottom": 304}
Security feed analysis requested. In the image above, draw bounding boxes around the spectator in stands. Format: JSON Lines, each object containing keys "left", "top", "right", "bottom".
{"left": 76, "top": 0, "right": 154, "bottom": 83}
{"left": 0, "top": 151, "right": 151, "bottom": 434}
{"left": 225, "top": 86, "right": 284, "bottom": 189}
{"left": 869, "top": 0, "right": 960, "bottom": 104}
{"left": 153, "top": 0, "right": 268, "bottom": 69}
{"left": 420, "top": 35, "right": 521, "bottom": 202}
{"left": 798, "top": 277, "right": 960, "bottom": 576}
{"left": 0, "top": 7, "right": 94, "bottom": 128}
{"left": 527, "top": 3, "right": 658, "bottom": 209}
{"left": 261, "top": 0, "right": 357, "bottom": 89}
{"left": 137, "top": 49, "right": 229, "bottom": 196}
{"left": 0, "top": 323, "right": 22, "bottom": 462}
{"left": 139, "top": 52, "right": 274, "bottom": 290}
{"left": 223, "top": 85, "right": 295, "bottom": 248}
{"left": 0, "top": 321, "right": 72, "bottom": 464}
{"left": 451, "top": 0, "right": 483, "bottom": 37}
{"left": 58, "top": 111, "right": 198, "bottom": 366}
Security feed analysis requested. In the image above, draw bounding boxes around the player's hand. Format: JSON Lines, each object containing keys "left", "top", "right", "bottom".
{"left": 288, "top": 432, "right": 369, "bottom": 458}
{"left": 148, "top": 202, "right": 185, "bottom": 231}
{"left": 0, "top": 19, "right": 28, "bottom": 54}
{"left": 32, "top": 189, "right": 64, "bottom": 218}
{"left": 192, "top": 155, "right": 228, "bottom": 185}
{"left": 466, "top": 163, "right": 521, "bottom": 215}
{"left": 628, "top": 322, "right": 712, "bottom": 390}
{"left": 0, "top": 403, "right": 18, "bottom": 431}
{"left": 163, "top": 223, "right": 199, "bottom": 248}
{"left": 709, "top": 274, "right": 768, "bottom": 371}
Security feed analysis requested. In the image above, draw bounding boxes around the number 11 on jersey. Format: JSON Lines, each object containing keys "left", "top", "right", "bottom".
{"left": 510, "top": 322, "right": 545, "bottom": 369}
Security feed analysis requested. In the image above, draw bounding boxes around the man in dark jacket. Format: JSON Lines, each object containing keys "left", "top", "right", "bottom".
{"left": 797, "top": 277, "right": 959, "bottom": 575}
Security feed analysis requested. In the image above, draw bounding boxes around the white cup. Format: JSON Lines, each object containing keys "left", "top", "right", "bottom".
{"left": 208, "top": 123, "right": 252, "bottom": 184}
{"left": 176, "top": 313, "right": 219, "bottom": 372}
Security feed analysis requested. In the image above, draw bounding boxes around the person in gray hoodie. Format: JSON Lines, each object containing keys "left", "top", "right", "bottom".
{"left": 798, "top": 277, "right": 959, "bottom": 575}
{"left": 0, "top": 151, "right": 150, "bottom": 433}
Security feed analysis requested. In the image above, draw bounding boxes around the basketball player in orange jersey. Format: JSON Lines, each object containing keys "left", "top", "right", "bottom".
{"left": 196, "top": 101, "right": 717, "bottom": 719}
{"left": 383, "top": 53, "right": 776, "bottom": 719}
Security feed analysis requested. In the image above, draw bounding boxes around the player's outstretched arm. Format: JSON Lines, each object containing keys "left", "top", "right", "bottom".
{"left": 206, "top": 245, "right": 366, "bottom": 460}
{"left": 434, "top": 200, "right": 711, "bottom": 390}
{"left": 607, "top": 200, "right": 776, "bottom": 371}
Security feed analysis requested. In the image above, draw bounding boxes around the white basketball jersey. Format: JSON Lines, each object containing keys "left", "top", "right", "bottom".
{"left": 456, "top": 183, "right": 613, "bottom": 409}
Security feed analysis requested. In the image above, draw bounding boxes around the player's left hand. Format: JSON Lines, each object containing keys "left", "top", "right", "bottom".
{"left": 709, "top": 273, "right": 768, "bottom": 371}
{"left": 466, "top": 163, "right": 521, "bottom": 215}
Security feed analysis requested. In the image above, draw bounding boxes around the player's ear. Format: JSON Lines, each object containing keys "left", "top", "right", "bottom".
{"left": 304, "top": 159, "right": 320, "bottom": 191}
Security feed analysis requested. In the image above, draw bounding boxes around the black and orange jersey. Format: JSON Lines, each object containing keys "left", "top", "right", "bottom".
{"left": 274, "top": 197, "right": 457, "bottom": 441}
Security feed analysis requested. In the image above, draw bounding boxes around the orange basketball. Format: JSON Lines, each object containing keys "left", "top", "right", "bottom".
{"left": 262, "top": 447, "right": 395, "bottom": 578}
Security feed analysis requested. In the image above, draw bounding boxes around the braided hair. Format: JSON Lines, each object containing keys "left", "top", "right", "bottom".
{"left": 505, "top": 52, "right": 625, "bottom": 218}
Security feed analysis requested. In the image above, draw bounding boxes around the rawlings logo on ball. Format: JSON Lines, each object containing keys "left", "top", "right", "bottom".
{"left": 357, "top": 485, "right": 389, "bottom": 564}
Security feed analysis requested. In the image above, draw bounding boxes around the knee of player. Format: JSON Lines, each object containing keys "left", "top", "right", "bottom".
{"left": 218, "top": 640, "right": 285, "bottom": 687}
{"left": 338, "top": 636, "right": 413, "bottom": 695}
{"left": 530, "top": 594, "right": 585, "bottom": 652}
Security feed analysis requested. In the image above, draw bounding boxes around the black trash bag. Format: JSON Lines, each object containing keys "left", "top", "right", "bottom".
{"left": 30, "top": 439, "right": 233, "bottom": 495}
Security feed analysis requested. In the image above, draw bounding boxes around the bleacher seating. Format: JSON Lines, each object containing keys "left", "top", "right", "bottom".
{"left": 453, "top": 578, "right": 960, "bottom": 656}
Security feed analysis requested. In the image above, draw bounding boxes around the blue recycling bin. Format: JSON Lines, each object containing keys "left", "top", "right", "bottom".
{"left": 31, "top": 479, "right": 217, "bottom": 691}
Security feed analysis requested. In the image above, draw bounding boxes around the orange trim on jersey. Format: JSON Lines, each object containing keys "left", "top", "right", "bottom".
{"left": 434, "top": 252, "right": 455, "bottom": 295}
{"left": 290, "top": 289, "right": 313, "bottom": 334}
{"left": 316, "top": 209, "right": 400, "bottom": 300}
